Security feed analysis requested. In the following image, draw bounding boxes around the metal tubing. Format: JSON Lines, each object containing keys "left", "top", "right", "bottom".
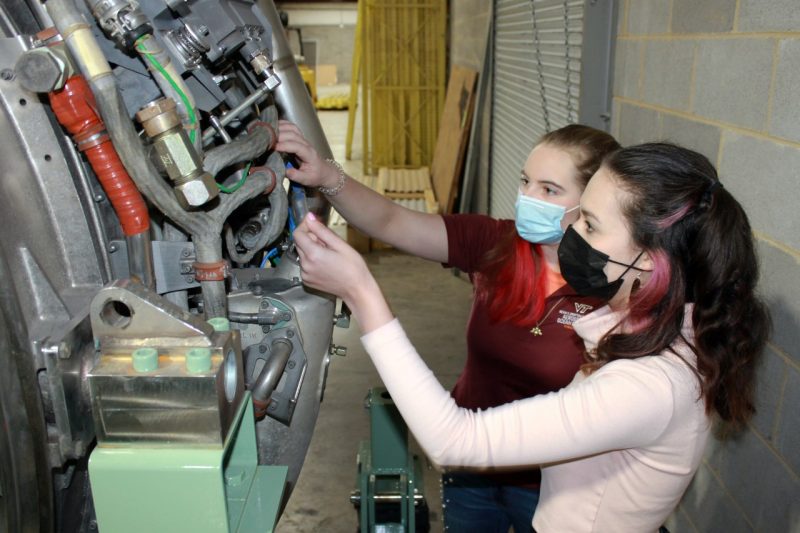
{"left": 125, "top": 233, "right": 154, "bottom": 288}
{"left": 192, "top": 237, "right": 227, "bottom": 318}
{"left": 201, "top": 85, "right": 270, "bottom": 144}
{"left": 255, "top": 0, "right": 332, "bottom": 222}
{"left": 251, "top": 338, "right": 292, "bottom": 403}
{"left": 349, "top": 491, "right": 425, "bottom": 504}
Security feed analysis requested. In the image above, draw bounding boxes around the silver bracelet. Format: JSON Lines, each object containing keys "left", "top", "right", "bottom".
{"left": 317, "top": 159, "right": 347, "bottom": 197}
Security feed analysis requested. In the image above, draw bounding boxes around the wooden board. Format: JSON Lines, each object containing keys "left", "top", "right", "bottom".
{"left": 430, "top": 66, "right": 478, "bottom": 214}
{"left": 345, "top": 170, "right": 437, "bottom": 252}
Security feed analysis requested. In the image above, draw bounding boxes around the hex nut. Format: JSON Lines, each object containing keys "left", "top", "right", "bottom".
{"left": 15, "top": 48, "right": 68, "bottom": 93}
{"left": 174, "top": 172, "right": 218, "bottom": 208}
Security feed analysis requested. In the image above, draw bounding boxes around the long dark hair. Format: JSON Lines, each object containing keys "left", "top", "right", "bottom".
{"left": 479, "top": 125, "right": 620, "bottom": 326}
{"left": 595, "top": 143, "right": 770, "bottom": 426}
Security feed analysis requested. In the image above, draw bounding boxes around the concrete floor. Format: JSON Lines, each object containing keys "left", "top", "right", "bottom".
{"left": 276, "top": 104, "right": 474, "bottom": 532}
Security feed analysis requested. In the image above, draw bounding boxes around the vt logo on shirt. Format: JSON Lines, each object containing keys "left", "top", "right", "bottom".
{"left": 558, "top": 302, "right": 594, "bottom": 327}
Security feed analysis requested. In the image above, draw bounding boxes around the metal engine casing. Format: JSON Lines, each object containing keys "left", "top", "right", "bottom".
{"left": 0, "top": 0, "right": 338, "bottom": 529}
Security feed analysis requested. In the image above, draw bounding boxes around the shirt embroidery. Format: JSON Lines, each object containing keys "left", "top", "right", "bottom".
{"left": 558, "top": 309, "right": 585, "bottom": 326}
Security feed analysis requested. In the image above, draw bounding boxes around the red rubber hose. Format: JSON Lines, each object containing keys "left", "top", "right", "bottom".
{"left": 50, "top": 75, "right": 149, "bottom": 236}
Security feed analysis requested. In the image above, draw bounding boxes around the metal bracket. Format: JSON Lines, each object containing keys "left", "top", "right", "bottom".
{"left": 151, "top": 240, "right": 201, "bottom": 294}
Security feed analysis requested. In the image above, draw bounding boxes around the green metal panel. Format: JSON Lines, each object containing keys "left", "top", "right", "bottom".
{"left": 89, "top": 394, "right": 286, "bottom": 533}
{"left": 368, "top": 388, "right": 408, "bottom": 471}
{"left": 355, "top": 388, "right": 425, "bottom": 532}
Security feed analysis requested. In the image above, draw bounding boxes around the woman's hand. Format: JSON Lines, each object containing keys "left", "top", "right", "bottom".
{"left": 293, "top": 213, "right": 394, "bottom": 333}
{"left": 275, "top": 120, "right": 340, "bottom": 189}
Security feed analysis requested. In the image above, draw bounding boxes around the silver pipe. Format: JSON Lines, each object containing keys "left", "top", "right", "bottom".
{"left": 125, "top": 233, "right": 154, "bottom": 289}
{"left": 201, "top": 85, "right": 270, "bottom": 144}
{"left": 251, "top": 338, "right": 293, "bottom": 403}
{"left": 349, "top": 492, "right": 425, "bottom": 505}
{"left": 255, "top": 0, "right": 332, "bottom": 222}
{"left": 192, "top": 236, "right": 226, "bottom": 318}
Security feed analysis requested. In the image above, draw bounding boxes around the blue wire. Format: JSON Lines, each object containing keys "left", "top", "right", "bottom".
{"left": 260, "top": 247, "right": 279, "bottom": 268}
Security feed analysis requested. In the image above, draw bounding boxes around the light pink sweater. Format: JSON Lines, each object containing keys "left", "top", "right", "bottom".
{"left": 360, "top": 305, "right": 710, "bottom": 532}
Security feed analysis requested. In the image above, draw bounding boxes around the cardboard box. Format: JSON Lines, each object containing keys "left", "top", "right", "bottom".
{"left": 315, "top": 64, "right": 338, "bottom": 86}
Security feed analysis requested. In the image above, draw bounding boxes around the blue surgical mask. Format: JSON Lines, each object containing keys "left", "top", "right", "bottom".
{"left": 514, "top": 192, "right": 579, "bottom": 244}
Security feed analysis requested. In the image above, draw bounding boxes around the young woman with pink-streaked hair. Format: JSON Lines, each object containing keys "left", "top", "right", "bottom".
{"left": 292, "top": 143, "right": 770, "bottom": 532}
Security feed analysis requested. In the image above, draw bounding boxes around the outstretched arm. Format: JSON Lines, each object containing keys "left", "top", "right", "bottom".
{"left": 277, "top": 121, "right": 448, "bottom": 263}
{"left": 293, "top": 215, "right": 675, "bottom": 469}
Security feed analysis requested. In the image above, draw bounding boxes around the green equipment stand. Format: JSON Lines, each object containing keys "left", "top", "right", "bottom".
{"left": 352, "top": 388, "right": 429, "bottom": 533}
{"left": 89, "top": 393, "right": 287, "bottom": 533}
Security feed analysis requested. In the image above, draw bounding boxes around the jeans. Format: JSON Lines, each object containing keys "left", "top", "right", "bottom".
{"left": 442, "top": 472, "right": 539, "bottom": 533}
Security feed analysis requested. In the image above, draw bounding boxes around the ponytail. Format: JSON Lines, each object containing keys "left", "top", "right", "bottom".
{"left": 596, "top": 143, "right": 770, "bottom": 426}
{"left": 689, "top": 185, "right": 771, "bottom": 425}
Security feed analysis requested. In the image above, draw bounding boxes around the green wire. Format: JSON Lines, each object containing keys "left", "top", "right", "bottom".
{"left": 134, "top": 35, "right": 249, "bottom": 195}
{"left": 135, "top": 35, "right": 198, "bottom": 145}
{"left": 216, "top": 162, "right": 252, "bottom": 194}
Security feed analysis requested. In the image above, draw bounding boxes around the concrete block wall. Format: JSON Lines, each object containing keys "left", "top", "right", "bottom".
{"left": 296, "top": 25, "right": 355, "bottom": 84}
{"left": 611, "top": 1, "right": 800, "bottom": 531}
{"left": 278, "top": 3, "right": 357, "bottom": 84}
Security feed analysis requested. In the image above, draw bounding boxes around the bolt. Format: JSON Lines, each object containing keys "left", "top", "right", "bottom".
{"left": 181, "top": 248, "right": 192, "bottom": 258}
{"left": 261, "top": 325, "right": 269, "bottom": 333}
{"left": 180, "top": 264, "right": 192, "bottom": 274}
{"left": 108, "top": 243, "right": 118, "bottom": 253}
{"left": 184, "top": 275, "right": 195, "bottom": 283}
{"left": 0, "top": 69, "right": 14, "bottom": 81}
{"left": 258, "top": 344, "right": 267, "bottom": 353}
{"left": 268, "top": 402, "right": 277, "bottom": 411}
{"left": 57, "top": 341, "right": 71, "bottom": 360}
{"left": 94, "top": 193, "right": 104, "bottom": 202}
{"left": 252, "top": 285, "right": 263, "bottom": 296}
{"left": 287, "top": 360, "right": 296, "bottom": 369}
{"left": 15, "top": 48, "right": 68, "bottom": 92}
{"left": 286, "top": 329, "right": 294, "bottom": 338}
{"left": 198, "top": 25, "right": 209, "bottom": 36}
{"left": 260, "top": 299, "right": 270, "bottom": 309}
{"left": 281, "top": 312, "right": 291, "bottom": 321}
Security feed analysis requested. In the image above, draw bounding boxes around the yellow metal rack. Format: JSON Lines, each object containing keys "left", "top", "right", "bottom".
{"left": 348, "top": 0, "right": 446, "bottom": 175}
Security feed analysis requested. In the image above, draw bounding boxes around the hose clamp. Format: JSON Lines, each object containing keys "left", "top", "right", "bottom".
{"left": 192, "top": 260, "right": 230, "bottom": 281}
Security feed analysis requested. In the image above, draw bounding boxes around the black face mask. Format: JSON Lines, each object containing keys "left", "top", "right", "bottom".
{"left": 558, "top": 225, "right": 645, "bottom": 300}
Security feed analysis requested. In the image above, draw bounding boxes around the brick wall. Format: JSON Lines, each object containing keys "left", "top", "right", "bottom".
{"left": 612, "top": 1, "right": 800, "bottom": 531}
